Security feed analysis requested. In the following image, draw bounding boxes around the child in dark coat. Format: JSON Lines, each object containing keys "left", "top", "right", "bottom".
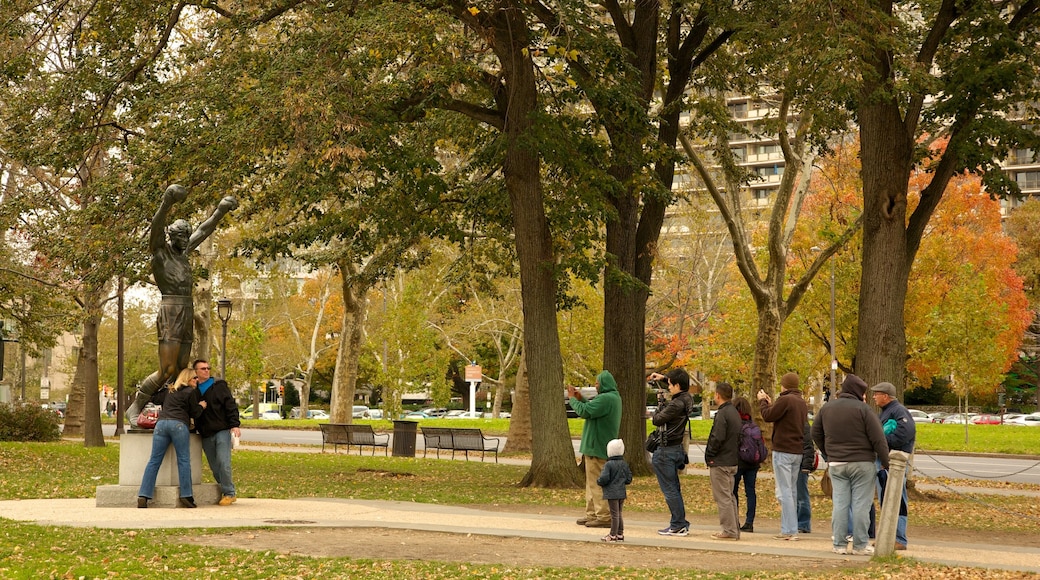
{"left": 596, "top": 438, "right": 633, "bottom": 542}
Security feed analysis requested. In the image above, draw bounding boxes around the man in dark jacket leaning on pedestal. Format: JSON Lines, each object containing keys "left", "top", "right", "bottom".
{"left": 705, "top": 382, "right": 742, "bottom": 540}
{"left": 192, "top": 359, "right": 241, "bottom": 506}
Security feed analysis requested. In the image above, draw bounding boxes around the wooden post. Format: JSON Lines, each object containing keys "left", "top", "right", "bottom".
{"left": 875, "top": 450, "right": 910, "bottom": 556}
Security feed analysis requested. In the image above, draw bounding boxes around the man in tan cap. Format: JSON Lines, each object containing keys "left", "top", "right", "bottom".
{"left": 757, "top": 372, "right": 808, "bottom": 540}
{"left": 871, "top": 381, "right": 915, "bottom": 550}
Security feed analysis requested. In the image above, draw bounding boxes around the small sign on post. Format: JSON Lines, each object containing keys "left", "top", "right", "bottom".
{"left": 465, "top": 363, "right": 482, "bottom": 415}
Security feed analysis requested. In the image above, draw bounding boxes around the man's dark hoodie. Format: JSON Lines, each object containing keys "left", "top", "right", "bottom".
{"left": 811, "top": 374, "right": 889, "bottom": 469}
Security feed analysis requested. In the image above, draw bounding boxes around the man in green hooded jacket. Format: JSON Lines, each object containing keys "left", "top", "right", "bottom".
{"left": 567, "top": 370, "right": 623, "bottom": 528}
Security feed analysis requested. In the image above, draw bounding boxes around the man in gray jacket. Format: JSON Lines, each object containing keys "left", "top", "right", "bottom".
{"left": 705, "top": 382, "right": 742, "bottom": 540}
{"left": 812, "top": 374, "right": 889, "bottom": 555}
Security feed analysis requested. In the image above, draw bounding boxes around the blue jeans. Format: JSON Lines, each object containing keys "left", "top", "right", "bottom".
{"left": 876, "top": 460, "right": 909, "bottom": 545}
{"left": 830, "top": 461, "right": 876, "bottom": 550}
{"left": 797, "top": 470, "right": 812, "bottom": 532}
{"left": 138, "top": 419, "right": 193, "bottom": 499}
{"left": 733, "top": 466, "right": 758, "bottom": 526}
{"left": 202, "top": 429, "right": 236, "bottom": 497}
{"left": 652, "top": 444, "right": 688, "bottom": 530}
{"left": 772, "top": 451, "right": 801, "bottom": 535}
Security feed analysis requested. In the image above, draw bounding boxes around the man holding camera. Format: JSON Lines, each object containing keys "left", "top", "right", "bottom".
{"left": 568, "top": 370, "right": 622, "bottom": 528}
{"left": 648, "top": 368, "right": 697, "bottom": 536}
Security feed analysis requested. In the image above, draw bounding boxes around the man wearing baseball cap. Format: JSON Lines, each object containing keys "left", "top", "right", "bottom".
{"left": 870, "top": 381, "right": 915, "bottom": 550}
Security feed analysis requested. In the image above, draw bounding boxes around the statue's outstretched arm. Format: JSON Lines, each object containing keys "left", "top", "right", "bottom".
{"left": 187, "top": 196, "right": 238, "bottom": 252}
{"left": 149, "top": 184, "right": 187, "bottom": 252}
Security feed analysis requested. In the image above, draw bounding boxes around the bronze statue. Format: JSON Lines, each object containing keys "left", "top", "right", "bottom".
{"left": 127, "top": 184, "right": 237, "bottom": 428}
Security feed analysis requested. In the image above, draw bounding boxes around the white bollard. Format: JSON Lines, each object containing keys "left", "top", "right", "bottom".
{"left": 875, "top": 450, "right": 911, "bottom": 556}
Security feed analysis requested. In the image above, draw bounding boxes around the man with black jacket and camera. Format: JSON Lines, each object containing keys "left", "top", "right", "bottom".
{"left": 192, "top": 359, "right": 241, "bottom": 506}
{"left": 648, "top": 368, "right": 697, "bottom": 536}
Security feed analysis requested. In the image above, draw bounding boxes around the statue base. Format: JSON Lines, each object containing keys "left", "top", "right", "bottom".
{"left": 95, "top": 431, "right": 220, "bottom": 507}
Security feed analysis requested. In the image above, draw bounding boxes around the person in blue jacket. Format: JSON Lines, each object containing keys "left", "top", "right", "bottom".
{"left": 870, "top": 381, "right": 916, "bottom": 550}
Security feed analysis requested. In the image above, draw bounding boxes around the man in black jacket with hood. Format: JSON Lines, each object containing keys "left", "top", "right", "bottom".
{"left": 812, "top": 374, "right": 889, "bottom": 555}
{"left": 193, "top": 359, "right": 241, "bottom": 506}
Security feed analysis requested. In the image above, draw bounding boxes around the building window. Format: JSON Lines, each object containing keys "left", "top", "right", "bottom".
{"left": 1012, "top": 149, "right": 1036, "bottom": 164}
{"left": 1017, "top": 171, "right": 1040, "bottom": 190}
{"left": 729, "top": 102, "right": 748, "bottom": 119}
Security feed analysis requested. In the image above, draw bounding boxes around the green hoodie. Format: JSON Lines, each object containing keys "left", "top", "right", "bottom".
{"left": 569, "top": 370, "right": 623, "bottom": 459}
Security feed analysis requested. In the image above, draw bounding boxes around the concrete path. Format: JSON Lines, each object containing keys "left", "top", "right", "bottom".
{"left": 2, "top": 495, "right": 1038, "bottom": 574}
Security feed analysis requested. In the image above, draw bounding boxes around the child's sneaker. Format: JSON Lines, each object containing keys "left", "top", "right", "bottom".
{"left": 601, "top": 534, "right": 622, "bottom": 542}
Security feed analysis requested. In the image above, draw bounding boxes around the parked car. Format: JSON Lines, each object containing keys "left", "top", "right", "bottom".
{"left": 352, "top": 405, "right": 370, "bottom": 419}
{"left": 927, "top": 412, "right": 951, "bottom": 423}
{"left": 290, "top": 407, "right": 329, "bottom": 419}
{"left": 645, "top": 406, "right": 657, "bottom": 418}
{"left": 1005, "top": 414, "right": 1040, "bottom": 427}
{"left": 420, "top": 407, "right": 448, "bottom": 418}
{"left": 970, "top": 414, "right": 1002, "bottom": 425}
{"left": 446, "top": 410, "right": 483, "bottom": 419}
{"left": 260, "top": 410, "right": 282, "bottom": 420}
{"left": 940, "top": 413, "right": 975, "bottom": 424}
{"left": 367, "top": 409, "right": 384, "bottom": 419}
{"left": 402, "top": 411, "right": 430, "bottom": 420}
{"left": 907, "top": 409, "right": 932, "bottom": 423}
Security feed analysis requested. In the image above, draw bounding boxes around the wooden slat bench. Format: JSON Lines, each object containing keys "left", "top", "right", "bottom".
{"left": 420, "top": 426, "right": 500, "bottom": 462}
{"left": 319, "top": 423, "right": 390, "bottom": 455}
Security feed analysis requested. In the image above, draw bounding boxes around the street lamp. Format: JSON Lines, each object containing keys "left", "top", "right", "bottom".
{"left": 812, "top": 246, "right": 838, "bottom": 397}
{"left": 829, "top": 256, "right": 837, "bottom": 394}
{"left": 216, "top": 298, "right": 233, "bottom": 379}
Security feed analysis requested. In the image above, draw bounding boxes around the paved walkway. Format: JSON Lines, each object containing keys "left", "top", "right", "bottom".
{"left": 5, "top": 439, "right": 1037, "bottom": 574}
{"left": 2, "top": 494, "right": 1039, "bottom": 573}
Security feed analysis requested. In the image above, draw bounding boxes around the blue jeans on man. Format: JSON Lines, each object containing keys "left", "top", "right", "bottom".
{"left": 830, "top": 461, "right": 876, "bottom": 551}
{"left": 138, "top": 419, "right": 193, "bottom": 499}
{"left": 772, "top": 451, "right": 801, "bottom": 535}
{"left": 652, "top": 444, "right": 689, "bottom": 531}
{"left": 202, "top": 429, "right": 236, "bottom": 497}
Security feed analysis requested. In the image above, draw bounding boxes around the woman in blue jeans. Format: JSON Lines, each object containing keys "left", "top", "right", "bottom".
{"left": 732, "top": 397, "right": 760, "bottom": 532}
{"left": 138, "top": 368, "right": 207, "bottom": 508}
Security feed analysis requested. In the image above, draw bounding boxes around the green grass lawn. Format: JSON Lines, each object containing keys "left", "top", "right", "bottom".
{"left": 104, "top": 414, "right": 1040, "bottom": 456}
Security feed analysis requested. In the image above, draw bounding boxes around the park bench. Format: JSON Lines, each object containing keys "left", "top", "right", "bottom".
{"left": 419, "top": 426, "right": 454, "bottom": 459}
{"left": 421, "top": 426, "right": 500, "bottom": 463}
{"left": 319, "top": 423, "right": 390, "bottom": 455}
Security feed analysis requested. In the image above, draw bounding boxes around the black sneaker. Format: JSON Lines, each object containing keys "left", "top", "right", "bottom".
{"left": 740, "top": 523, "right": 754, "bottom": 533}
{"left": 137, "top": 496, "right": 148, "bottom": 509}
{"left": 178, "top": 496, "right": 197, "bottom": 508}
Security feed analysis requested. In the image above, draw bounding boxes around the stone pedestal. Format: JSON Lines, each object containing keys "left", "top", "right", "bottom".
{"left": 96, "top": 430, "right": 219, "bottom": 507}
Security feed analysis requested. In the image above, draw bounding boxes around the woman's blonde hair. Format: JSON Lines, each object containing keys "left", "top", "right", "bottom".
{"left": 171, "top": 368, "right": 196, "bottom": 392}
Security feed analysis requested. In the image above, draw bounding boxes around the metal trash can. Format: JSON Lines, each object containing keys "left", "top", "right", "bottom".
{"left": 392, "top": 420, "right": 418, "bottom": 457}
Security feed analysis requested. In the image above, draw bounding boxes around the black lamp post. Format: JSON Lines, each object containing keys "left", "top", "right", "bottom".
{"left": 216, "top": 298, "right": 233, "bottom": 379}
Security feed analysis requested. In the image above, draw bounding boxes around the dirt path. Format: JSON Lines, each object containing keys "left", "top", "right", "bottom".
{"left": 184, "top": 527, "right": 855, "bottom": 573}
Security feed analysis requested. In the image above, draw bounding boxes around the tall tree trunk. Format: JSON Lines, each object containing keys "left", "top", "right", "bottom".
{"left": 598, "top": 2, "right": 703, "bottom": 476}
{"left": 329, "top": 262, "right": 369, "bottom": 425}
{"left": 67, "top": 288, "right": 106, "bottom": 446}
{"left": 603, "top": 193, "right": 653, "bottom": 475}
{"left": 490, "top": 10, "right": 582, "bottom": 488}
{"left": 503, "top": 351, "right": 531, "bottom": 453}
{"left": 856, "top": 100, "right": 913, "bottom": 388}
